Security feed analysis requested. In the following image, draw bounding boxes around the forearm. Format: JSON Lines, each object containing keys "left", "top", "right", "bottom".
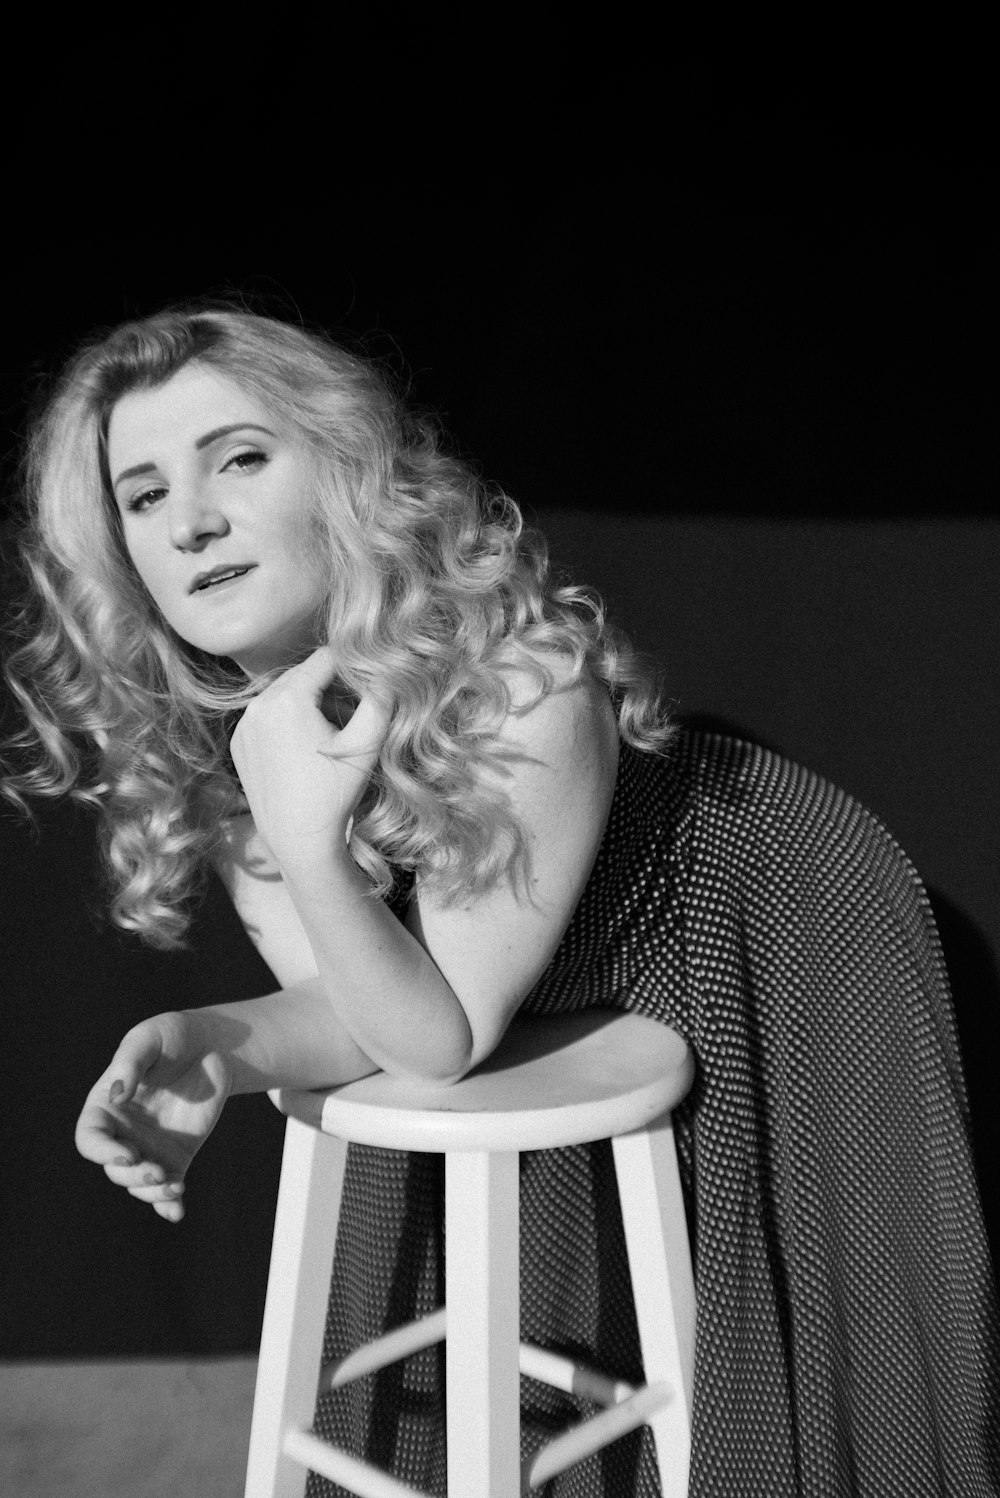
{"left": 186, "top": 976, "right": 381, "bottom": 1095}
{"left": 281, "top": 850, "right": 474, "bottom": 1083}
{"left": 229, "top": 666, "right": 474, "bottom": 1081}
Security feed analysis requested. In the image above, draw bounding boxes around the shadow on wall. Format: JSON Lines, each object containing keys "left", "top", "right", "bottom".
{"left": 681, "top": 709, "right": 999, "bottom": 1270}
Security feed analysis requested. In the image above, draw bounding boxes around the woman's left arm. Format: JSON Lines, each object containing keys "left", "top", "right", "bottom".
{"left": 403, "top": 666, "right": 620, "bottom": 1070}
{"left": 231, "top": 647, "right": 619, "bottom": 1083}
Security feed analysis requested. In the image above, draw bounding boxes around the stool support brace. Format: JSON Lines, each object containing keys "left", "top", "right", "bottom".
{"left": 322, "top": 1310, "right": 635, "bottom": 1409}
{"left": 523, "top": 1380, "right": 671, "bottom": 1491}
{"left": 320, "top": 1308, "right": 447, "bottom": 1393}
{"left": 281, "top": 1429, "right": 434, "bottom": 1498}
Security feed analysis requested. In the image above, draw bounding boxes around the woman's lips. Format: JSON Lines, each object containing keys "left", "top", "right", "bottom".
{"left": 189, "top": 564, "right": 256, "bottom": 594}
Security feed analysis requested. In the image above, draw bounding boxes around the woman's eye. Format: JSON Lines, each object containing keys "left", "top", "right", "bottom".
{"left": 224, "top": 450, "right": 268, "bottom": 474}
{"left": 125, "top": 487, "right": 165, "bottom": 514}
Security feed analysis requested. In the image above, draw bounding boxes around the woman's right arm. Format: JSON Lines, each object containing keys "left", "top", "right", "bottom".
{"left": 74, "top": 791, "right": 384, "bottom": 1221}
{"left": 74, "top": 977, "right": 380, "bottom": 1223}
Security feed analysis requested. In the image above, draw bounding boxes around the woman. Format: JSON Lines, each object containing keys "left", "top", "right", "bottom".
{"left": 5, "top": 305, "right": 997, "bottom": 1495}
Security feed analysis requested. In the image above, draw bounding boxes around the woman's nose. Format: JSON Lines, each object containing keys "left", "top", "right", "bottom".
{"left": 168, "top": 487, "right": 230, "bottom": 551}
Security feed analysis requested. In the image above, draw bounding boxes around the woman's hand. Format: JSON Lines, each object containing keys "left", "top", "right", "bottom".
{"left": 74, "top": 1011, "right": 233, "bottom": 1223}
{"left": 230, "top": 646, "right": 390, "bottom": 874}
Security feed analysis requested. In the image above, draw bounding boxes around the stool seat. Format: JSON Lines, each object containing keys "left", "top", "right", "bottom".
{"left": 273, "top": 1009, "right": 694, "bottom": 1153}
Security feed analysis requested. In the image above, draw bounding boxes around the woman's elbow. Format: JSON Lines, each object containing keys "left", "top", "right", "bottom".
{"left": 424, "top": 1015, "right": 512, "bottom": 1087}
{"left": 386, "top": 1013, "right": 476, "bottom": 1087}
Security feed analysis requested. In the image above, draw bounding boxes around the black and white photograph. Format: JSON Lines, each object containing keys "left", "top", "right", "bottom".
{"left": 1, "top": 30, "right": 997, "bottom": 1497}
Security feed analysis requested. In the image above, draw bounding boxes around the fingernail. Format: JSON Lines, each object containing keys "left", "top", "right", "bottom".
{"left": 143, "top": 1171, "right": 160, "bottom": 1186}
{"left": 109, "top": 1081, "right": 124, "bottom": 1102}
{"left": 114, "top": 1155, "right": 133, "bottom": 1167}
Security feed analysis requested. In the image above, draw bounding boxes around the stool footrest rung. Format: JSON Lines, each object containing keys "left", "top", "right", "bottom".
{"left": 281, "top": 1380, "right": 672, "bottom": 1497}
{"left": 523, "top": 1381, "right": 671, "bottom": 1491}
{"left": 321, "top": 1313, "right": 637, "bottom": 1413}
{"left": 518, "top": 1342, "right": 635, "bottom": 1408}
{"left": 282, "top": 1428, "right": 434, "bottom": 1498}
{"left": 320, "top": 1308, "right": 447, "bottom": 1392}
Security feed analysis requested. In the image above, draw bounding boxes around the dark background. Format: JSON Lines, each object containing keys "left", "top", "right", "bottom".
{"left": 1, "top": 32, "right": 996, "bottom": 1357}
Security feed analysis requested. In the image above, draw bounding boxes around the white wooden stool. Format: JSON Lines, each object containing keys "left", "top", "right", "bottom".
{"left": 244, "top": 1010, "right": 696, "bottom": 1498}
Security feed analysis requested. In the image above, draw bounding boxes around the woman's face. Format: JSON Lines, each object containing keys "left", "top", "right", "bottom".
{"left": 106, "top": 363, "right": 330, "bottom": 674}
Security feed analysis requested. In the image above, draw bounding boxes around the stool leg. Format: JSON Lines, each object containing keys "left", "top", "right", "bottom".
{"left": 245, "top": 1117, "right": 348, "bottom": 1498}
{"left": 445, "top": 1150, "right": 521, "bottom": 1497}
{"left": 612, "top": 1118, "right": 695, "bottom": 1498}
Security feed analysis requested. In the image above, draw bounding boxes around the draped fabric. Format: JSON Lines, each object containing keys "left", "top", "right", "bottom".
{"left": 307, "top": 732, "right": 999, "bottom": 1496}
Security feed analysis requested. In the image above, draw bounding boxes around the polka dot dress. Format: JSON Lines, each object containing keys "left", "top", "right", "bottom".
{"left": 306, "top": 732, "right": 999, "bottom": 1496}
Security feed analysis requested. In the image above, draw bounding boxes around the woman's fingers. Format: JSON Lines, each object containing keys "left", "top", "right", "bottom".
{"left": 78, "top": 1115, "right": 176, "bottom": 1188}
{"left": 78, "top": 1103, "right": 186, "bottom": 1220}
{"left": 75, "top": 1100, "right": 132, "bottom": 1164}
{"left": 75, "top": 1021, "right": 171, "bottom": 1159}
{"left": 284, "top": 649, "right": 393, "bottom": 752}
{"left": 106, "top": 1154, "right": 187, "bottom": 1221}
{"left": 105, "top": 1158, "right": 170, "bottom": 1189}
{"left": 293, "top": 644, "right": 340, "bottom": 693}
{"left": 104, "top": 1025, "right": 166, "bottom": 1106}
{"left": 126, "top": 1177, "right": 184, "bottom": 1205}
{"left": 326, "top": 693, "right": 392, "bottom": 778}
{"left": 152, "top": 1197, "right": 185, "bottom": 1224}
{"left": 339, "top": 692, "right": 391, "bottom": 751}
{"left": 118, "top": 1177, "right": 186, "bottom": 1223}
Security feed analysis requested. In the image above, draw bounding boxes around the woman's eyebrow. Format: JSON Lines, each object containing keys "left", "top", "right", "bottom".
{"left": 194, "top": 422, "right": 276, "bottom": 450}
{"left": 113, "top": 424, "right": 277, "bottom": 490}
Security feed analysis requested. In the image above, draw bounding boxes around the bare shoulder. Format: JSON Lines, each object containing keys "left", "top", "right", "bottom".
{"left": 479, "top": 650, "right": 620, "bottom": 839}
{"left": 496, "top": 649, "right": 619, "bottom": 764}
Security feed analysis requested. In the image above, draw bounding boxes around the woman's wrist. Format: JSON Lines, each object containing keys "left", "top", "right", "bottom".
{"left": 180, "top": 982, "right": 382, "bottom": 1095}
{"left": 180, "top": 1006, "right": 239, "bottom": 1096}
{"left": 276, "top": 838, "right": 372, "bottom": 916}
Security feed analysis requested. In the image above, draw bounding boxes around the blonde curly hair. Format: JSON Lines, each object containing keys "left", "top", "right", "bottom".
{"left": 3, "top": 304, "right": 672, "bottom": 948}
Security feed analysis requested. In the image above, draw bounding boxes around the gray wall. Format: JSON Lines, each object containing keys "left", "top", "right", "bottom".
{"left": 538, "top": 514, "right": 999, "bottom": 971}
